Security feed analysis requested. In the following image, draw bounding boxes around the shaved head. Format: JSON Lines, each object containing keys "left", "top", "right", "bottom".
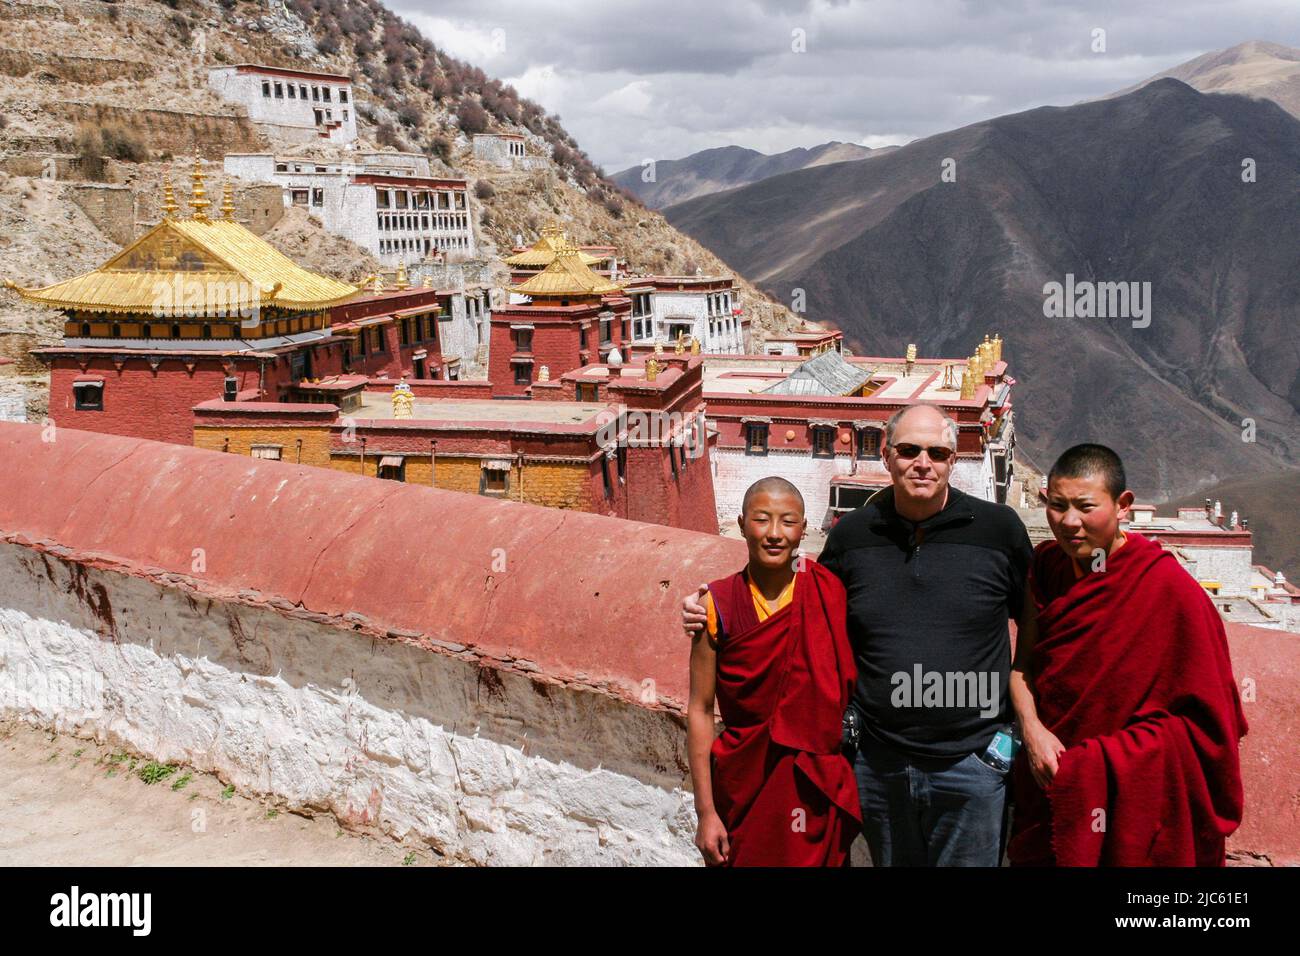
{"left": 1049, "top": 443, "right": 1127, "bottom": 500}
{"left": 741, "top": 476, "right": 804, "bottom": 516}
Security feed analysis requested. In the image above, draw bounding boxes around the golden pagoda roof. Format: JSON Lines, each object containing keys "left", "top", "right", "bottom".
{"left": 502, "top": 223, "right": 602, "bottom": 268}
{"left": 4, "top": 214, "right": 358, "bottom": 316}
{"left": 512, "top": 245, "right": 623, "bottom": 297}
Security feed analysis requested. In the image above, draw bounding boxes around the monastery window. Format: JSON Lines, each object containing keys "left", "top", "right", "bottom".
{"left": 111, "top": 323, "right": 121, "bottom": 337}
{"left": 576, "top": 382, "right": 597, "bottom": 402}
{"left": 395, "top": 191, "right": 409, "bottom": 210}
{"left": 514, "top": 328, "right": 533, "bottom": 352}
{"left": 288, "top": 85, "right": 296, "bottom": 99}
{"left": 250, "top": 445, "right": 282, "bottom": 461}
{"left": 300, "top": 85, "right": 308, "bottom": 99}
{"left": 339, "top": 89, "right": 349, "bottom": 103}
{"left": 262, "top": 81, "right": 271, "bottom": 97}
{"left": 600, "top": 317, "right": 613, "bottom": 345}
{"left": 141, "top": 324, "right": 152, "bottom": 339}
{"left": 745, "top": 423, "right": 769, "bottom": 456}
{"left": 276, "top": 163, "right": 288, "bottom": 172}
{"left": 312, "top": 86, "right": 320, "bottom": 101}
{"left": 274, "top": 82, "right": 283, "bottom": 98}
{"left": 616, "top": 445, "right": 627, "bottom": 482}
{"left": 343, "top": 109, "right": 349, "bottom": 122}
{"left": 812, "top": 426, "right": 837, "bottom": 459}
{"left": 421, "top": 215, "right": 429, "bottom": 230}
{"left": 400, "top": 320, "right": 410, "bottom": 346}
{"left": 358, "top": 331, "right": 368, "bottom": 356}
{"left": 79, "top": 322, "right": 90, "bottom": 337}
{"left": 202, "top": 324, "right": 212, "bottom": 338}
{"left": 170, "top": 323, "right": 181, "bottom": 339}
{"left": 372, "top": 327, "right": 385, "bottom": 353}
{"left": 480, "top": 465, "right": 510, "bottom": 496}
{"left": 291, "top": 189, "right": 309, "bottom": 206}
{"left": 312, "top": 188, "right": 324, "bottom": 207}
{"left": 378, "top": 456, "right": 406, "bottom": 482}
{"left": 857, "top": 428, "right": 881, "bottom": 460}
{"left": 578, "top": 326, "right": 587, "bottom": 349}
{"left": 323, "top": 87, "right": 332, "bottom": 102}
{"left": 513, "top": 362, "right": 531, "bottom": 386}
{"left": 72, "top": 381, "right": 103, "bottom": 411}
{"left": 670, "top": 443, "right": 679, "bottom": 479}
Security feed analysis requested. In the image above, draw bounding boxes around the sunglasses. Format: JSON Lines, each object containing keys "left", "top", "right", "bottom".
{"left": 891, "top": 443, "right": 955, "bottom": 463}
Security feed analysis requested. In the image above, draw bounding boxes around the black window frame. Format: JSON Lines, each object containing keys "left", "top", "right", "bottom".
{"left": 812, "top": 425, "right": 837, "bottom": 459}
{"left": 72, "top": 382, "right": 103, "bottom": 411}
{"left": 745, "top": 423, "right": 769, "bottom": 456}
{"left": 856, "top": 428, "right": 882, "bottom": 460}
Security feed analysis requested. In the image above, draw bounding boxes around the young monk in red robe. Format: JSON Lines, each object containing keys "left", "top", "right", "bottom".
{"left": 687, "top": 476, "right": 860, "bottom": 867}
{"left": 1009, "top": 444, "right": 1247, "bottom": 866}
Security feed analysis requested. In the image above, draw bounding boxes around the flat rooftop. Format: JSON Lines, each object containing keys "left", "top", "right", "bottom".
{"left": 357, "top": 392, "right": 606, "bottom": 427}
{"left": 700, "top": 356, "right": 970, "bottom": 401}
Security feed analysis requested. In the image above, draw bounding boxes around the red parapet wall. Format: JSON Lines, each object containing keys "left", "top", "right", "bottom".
{"left": 0, "top": 421, "right": 744, "bottom": 709}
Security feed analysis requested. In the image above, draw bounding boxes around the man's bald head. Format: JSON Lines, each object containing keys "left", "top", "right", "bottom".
{"left": 885, "top": 403, "right": 959, "bottom": 449}
{"left": 741, "top": 476, "right": 805, "bottom": 517}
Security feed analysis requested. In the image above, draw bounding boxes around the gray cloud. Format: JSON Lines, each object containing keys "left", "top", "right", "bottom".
{"left": 394, "top": 0, "right": 1300, "bottom": 171}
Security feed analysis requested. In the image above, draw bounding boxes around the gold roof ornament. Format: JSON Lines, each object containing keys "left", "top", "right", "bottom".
{"left": 371, "top": 273, "right": 385, "bottom": 295}
{"left": 395, "top": 260, "right": 409, "bottom": 291}
{"left": 161, "top": 179, "right": 179, "bottom": 220}
{"left": 992, "top": 333, "right": 1002, "bottom": 364}
{"left": 674, "top": 331, "right": 685, "bottom": 354}
{"left": 511, "top": 244, "right": 622, "bottom": 297}
{"left": 391, "top": 387, "right": 414, "bottom": 419}
{"left": 960, "top": 359, "right": 976, "bottom": 400}
{"left": 906, "top": 343, "right": 917, "bottom": 362}
{"left": 189, "top": 155, "right": 211, "bottom": 220}
{"left": 220, "top": 180, "right": 236, "bottom": 220}
{"left": 645, "top": 357, "right": 660, "bottom": 382}
{"left": 502, "top": 223, "right": 602, "bottom": 268}
{"left": 690, "top": 336, "right": 701, "bottom": 355}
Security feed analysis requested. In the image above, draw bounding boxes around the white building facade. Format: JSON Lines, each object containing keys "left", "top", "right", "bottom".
{"left": 624, "top": 277, "right": 746, "bottom": 354}
{"left": 207, "top": 64, "right": 358, "bottom": 144}
{"left": 224, "top": 153, "right": 477, "bottom": 267}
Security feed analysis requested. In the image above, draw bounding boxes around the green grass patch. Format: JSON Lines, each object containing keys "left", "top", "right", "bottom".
{"left": 137, "top": 762, "right": 178, "bottom": 785}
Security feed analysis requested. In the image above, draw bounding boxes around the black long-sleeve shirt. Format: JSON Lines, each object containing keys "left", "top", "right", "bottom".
{"left": 818, "top": 485, "right": 1033, "bottom": 759}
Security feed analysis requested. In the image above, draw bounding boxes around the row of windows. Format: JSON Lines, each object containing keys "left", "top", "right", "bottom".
{"left": 744, "top": 424, "right": 882, "bottom": 459}
{"left": 377, "top": 235, "right": 472, "bottom": 255}
{"left": 707, "top": 315, "right": 740, "bottom": 340}
{"left": 708, "top": 292, "right": 733, "bottom": 317}
{"left": 378, "top": 212, "right": 470, "bottom": 233}
{"left": 261, "top": 80, "right": 349, "bottom": 104}
{"left": 376, "top": 190, "right": 465, "bottom": 211}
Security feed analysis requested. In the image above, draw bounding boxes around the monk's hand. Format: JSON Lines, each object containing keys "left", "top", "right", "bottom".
{"left": 682, "top": 583, "right": 709, "bottom": 635}
{"left": 1024, "top": 720, "right": 1067, "bottom": 789}
{"left": 695, "top": 810, "right": 730, "bottom": 866}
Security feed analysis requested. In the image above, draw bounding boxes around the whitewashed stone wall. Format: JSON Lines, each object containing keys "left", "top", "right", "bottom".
{"left": 634, "top": 290, "right": 742, "bottom": 353}
{"left": 1175, "top": 545, "right": 1255, "bottom": 589}
{"left": 0, "top": 545, "right": 698, "bottom": 865}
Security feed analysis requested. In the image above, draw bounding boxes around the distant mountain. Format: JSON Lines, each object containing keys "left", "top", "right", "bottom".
{"left": 665, "top": 79, "right": 1300, "bottom": 512}
{"left": 611, "top": 142, "right": 890, "bottom": 208}
{"left": 1109, "top": 40, "right": 1300, "bottom": 121}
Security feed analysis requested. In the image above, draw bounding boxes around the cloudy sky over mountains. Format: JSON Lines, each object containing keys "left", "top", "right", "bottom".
{"left": 397, "top": 0, "right": 1300, "bottom": 170}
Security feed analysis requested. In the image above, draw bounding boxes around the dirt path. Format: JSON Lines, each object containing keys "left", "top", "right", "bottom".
{"left": 0, "top": 720, "right": 445, "bottom": 866}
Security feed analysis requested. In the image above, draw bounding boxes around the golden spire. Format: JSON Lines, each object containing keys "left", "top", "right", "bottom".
{"left": 161, "top": 178, "right": 179, "bottom": 219}
{"left": 189, "top": 155, "right": 211, "bottom": 220}
{"left": 220, "top": 180, "right": 236, "bottom": 220}
{"left": 395, "top": 260, "right": 409, "bottom": 291}
{"left": 690, "top": 336, "right": 701, "bottom": 355}
{"left": 645, "top": 357, "right": 661, "bottom": 382}
{"left": 992, "top": 333, "right": 1002, "bottom": 364}
{"left": 675, "top": 331, "right": 685, "bottom": 354}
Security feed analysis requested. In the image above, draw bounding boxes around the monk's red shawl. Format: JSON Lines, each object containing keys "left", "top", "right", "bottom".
{"left": 1009, "top": 533, "right": 1247, "bottom": 866}
{"left": 708, "top": 560, "right": 861, "bottom": 867}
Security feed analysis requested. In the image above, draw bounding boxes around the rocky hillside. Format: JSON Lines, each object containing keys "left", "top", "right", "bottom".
{"left": 611, "top": 142, "right": 890, "bottom": 209}
{"left": 666, "top": 78, "right": 1300, "bottom": 507}
{"left": 0, "top": 0, "right": 796, "bottom": 415}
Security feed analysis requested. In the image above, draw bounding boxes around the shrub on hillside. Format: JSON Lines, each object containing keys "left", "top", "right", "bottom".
{"left": 101, "top": 121, "right": 149, "bottom": 162}
{"left": 74, "top": 126, "right": 106, "bottom": 181}
{"left": 396, "top": 104, "right": 422, "bottom": 129}
{"left": 474, "top": 180, "right": 495, "bottom": 200}
{"left": 455, "top": 99, "right": 489, "bottom": 135}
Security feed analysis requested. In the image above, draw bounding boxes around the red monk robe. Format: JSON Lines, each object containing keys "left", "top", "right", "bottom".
{"left": 1009, "top": 532, "right": 1247, "bottom": 866}
{"left": 708, "top": 559, "right": 861, "bottom": 867}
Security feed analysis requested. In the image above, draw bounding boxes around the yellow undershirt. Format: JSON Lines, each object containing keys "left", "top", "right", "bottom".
{"left": 705, "top": 575, "right": 796, "bottom": 641}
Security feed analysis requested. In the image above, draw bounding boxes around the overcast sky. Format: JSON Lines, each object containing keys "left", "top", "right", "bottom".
{"left": 394, "top": 0, "right": 1300, "bottom": 172}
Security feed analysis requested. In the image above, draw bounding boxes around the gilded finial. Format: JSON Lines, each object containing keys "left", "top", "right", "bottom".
{"left": 675, "top": 331, "right": 685, "bottom": 354}
{"left": 220, "top": 180, "right": 236, "bottom": 220}
{"left": 395, "top": 260, "right": 409, "bottom": 291}
{"left": 189, "top": 154, "right": 211, "bottom": 220}
{"left": 645, "top": 357, "right": 661, "bottom": 382}
{"left": 371, "top": 273, "right": 384, "bottom": 295}
{"left": 162, "top": 178, "right": 179, "bottom": 219}
{"left": 690, "top": 336, "right": 700, "bottom": 355}
{"left": 992, "top": 333, "right": 1002, "bottom": 364}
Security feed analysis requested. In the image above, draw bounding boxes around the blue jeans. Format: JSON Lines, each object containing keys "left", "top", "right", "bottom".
{"left": 853, "top": 733, "right": 1007, "bottom": 866}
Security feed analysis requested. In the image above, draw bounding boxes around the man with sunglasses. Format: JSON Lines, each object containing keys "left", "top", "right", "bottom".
{"left": 684, "top": 403, "right": 1032, "bottom": 865}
